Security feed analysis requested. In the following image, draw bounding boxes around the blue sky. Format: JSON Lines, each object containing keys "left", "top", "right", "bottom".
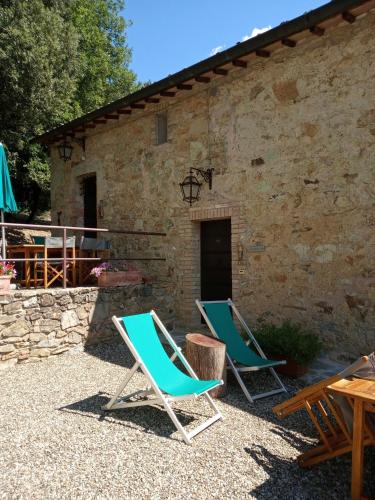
{"left": 122, "top": 0, "right": 327, "bottom": 84}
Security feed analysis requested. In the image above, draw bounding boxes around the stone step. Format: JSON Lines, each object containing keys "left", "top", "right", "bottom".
{"left": 301, "top": 355, "right": 346, "bottom": 385}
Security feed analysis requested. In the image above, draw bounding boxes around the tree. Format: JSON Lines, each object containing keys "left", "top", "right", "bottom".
{"left": 71, "top": 0, "right": 138, "bottom": 112}
{"left": 0, "top": 0, "right": 138, "bottom": 219}
{"left": 0, "top": 0, "right": 79, "bottom": 219}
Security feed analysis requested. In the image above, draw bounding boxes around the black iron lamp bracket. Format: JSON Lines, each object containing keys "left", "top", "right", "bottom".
{"left": 72, "top": 136, "right": 86, "bottom": 152}
{"left": 180, "top": 167, "right": 214, "bottom": 206}
{"left": 191, "top": 167, "right": 214, "bottom": 189}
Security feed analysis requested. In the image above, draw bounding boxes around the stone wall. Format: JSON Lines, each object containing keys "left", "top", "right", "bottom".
{"left": 50, "top": 11, "right": 375, "bottom": 358}
{"left": 0, "top": 285, "right": 174, "bottom": 369}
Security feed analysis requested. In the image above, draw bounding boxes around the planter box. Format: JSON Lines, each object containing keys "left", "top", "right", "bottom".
{"left": 0, "top": 276, "right": 11, "bottom": 295}
{"left": 275, "top": 356, "right": 309, "bottom": 378}
{"left": 98, "top": 271, "right": 143, "bottom": 287}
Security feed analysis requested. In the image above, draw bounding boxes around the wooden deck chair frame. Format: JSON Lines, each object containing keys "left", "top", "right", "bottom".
{"left": 43, "top": 248, "right": 76, "bottom": 288}
{"left": 273, "top": 355, "right": 375, "bottom": 468}
{"left": 34, "top": 236, "right": 77, "bottom": 288}
{"left": 196, "top": 299, "right": 287, "bottom": 403}
{"left": 104, "top": 311, "right": 224, "bottom": 445}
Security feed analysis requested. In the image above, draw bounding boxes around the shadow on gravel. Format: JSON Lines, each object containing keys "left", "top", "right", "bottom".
{"left": 84, "top": 342, "right": 134, "bottom": 369}
{"left": 244, "top": 443, "right": 350, "bottom": 500}
{"left": 84, "top": 344, "right": 318, "bottom": 446}
{"left": 58, "top": 391, "right": 196, "bottom": 442}
{"left": 244, "top": 443, "right": 375, "bottom": 499}
{"left": 269, "top": 425, "right": 315, "bottom": 451}
{"left": 219, "top": 371, "right": 318, "bottom": 443}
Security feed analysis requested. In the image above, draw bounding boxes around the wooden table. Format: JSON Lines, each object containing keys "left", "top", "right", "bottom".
{"left": 7, "top": 244, "right": 44, "bottom": 287}
{"left": 328, "top": 378, "right": 375, "bottom": 500}
{"left": 7, "top": 244, "right": 78, "bottom": 288}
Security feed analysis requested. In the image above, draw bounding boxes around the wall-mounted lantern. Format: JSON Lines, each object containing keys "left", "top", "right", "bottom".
{"left": 58, "top": 137, "right": 86, "bottom": 162}
{"left": 58, "top": 141, "right": 73, "bottom": 162}
{"left": 180, "top": 167, "right": 214, "bottom": 206}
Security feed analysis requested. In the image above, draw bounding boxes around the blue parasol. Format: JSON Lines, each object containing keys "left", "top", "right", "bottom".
{"left": 0, "top": 143, "right": 18, "bottom": 258}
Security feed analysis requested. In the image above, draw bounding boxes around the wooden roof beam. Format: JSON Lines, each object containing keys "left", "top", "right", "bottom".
{"left": 213, "top": 67, "right": 228, "bottom": 75}
{"left": 94, "top": 119, "right": 107, "bottom": 124}
{"left": 177, "top": 83, "right": 193, "bottom": 90}
{"left": 232, "top": 59, "right": 247, "bottom": 68}
{"left": 255, "top": 49, "right": 270, "bottom": 58}
{"left": 131, "top": 103, "right": 145, "bottom": 109}
{"left": 342, "top": 11, "right": 356, "bottom": 23}
{"left": 117, "top": 109, "right": 132, "bottom": 114}
{"left": 85, "top": 123, "right": 96, "bottom": 129}
{"left": 160, "top": 90, "right": 176, "bottom": 97}
{"left": 281, "top": 38, "right": 297, "bottom": 48}
{"left": 145, "top": 97, "right": 160, "bottom": 103}
{"left": 36, "top": 0, "right": 375, "bottom": 145}
{"left": 105, "top": 114, "right": 119, "bottom": 119}
{"left": 310, "top": 25, "right": 325, "bottom": 36}
{"left": 195, "top": 76, "right": 210, "bottom": 83}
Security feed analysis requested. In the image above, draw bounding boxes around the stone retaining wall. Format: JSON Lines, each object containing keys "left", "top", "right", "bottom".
{"left": 0, "top": 285, "right": 174, "bottom": 369}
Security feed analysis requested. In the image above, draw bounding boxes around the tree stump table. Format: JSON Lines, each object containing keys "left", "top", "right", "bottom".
{"left": 185, "top": 333, "right": 227, "bottom": 398}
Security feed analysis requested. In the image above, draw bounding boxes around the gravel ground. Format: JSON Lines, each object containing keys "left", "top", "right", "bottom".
{"left": 1, "top": 343, "right": 374, "bottom": 500}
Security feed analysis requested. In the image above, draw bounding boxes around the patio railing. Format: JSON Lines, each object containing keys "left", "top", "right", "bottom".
{"left": 0, "top": 221, "right": 166, "bottom": 288}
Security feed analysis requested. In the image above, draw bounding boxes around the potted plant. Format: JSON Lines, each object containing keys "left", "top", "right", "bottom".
{"left": 0, "top": 261, "right": 16, "bottom": 295}
{"left": 90, "top": 262, "right": 143, "bottom": 287}
{"left": 254, "top": 321, "right": 322, "bottom": 377}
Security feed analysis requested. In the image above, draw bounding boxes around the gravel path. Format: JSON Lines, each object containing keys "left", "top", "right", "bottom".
{"left": 1, "top": 344, "right": 374, "bottom": 500}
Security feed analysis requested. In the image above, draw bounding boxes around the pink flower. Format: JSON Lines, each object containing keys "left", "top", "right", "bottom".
{"left": 0, "top": 261, "right": 16, "bottom": 278}
{"left": 90, "top": 262, "right": 110, "bottom": 278}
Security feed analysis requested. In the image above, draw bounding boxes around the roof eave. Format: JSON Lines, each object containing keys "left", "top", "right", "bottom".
{"left": 35, "top": 0, "right": 370, "bottom": 144}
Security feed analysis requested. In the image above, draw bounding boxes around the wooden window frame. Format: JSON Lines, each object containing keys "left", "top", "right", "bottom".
{"left": 155, "top": 112, "right": 168, "bottom": 145}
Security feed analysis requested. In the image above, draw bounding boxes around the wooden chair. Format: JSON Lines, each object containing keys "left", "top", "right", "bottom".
{"left": 30, "top": 236, "right": 46, "bottom": 287}
{"left": 31, "top": 235, "right": 46, "bottom": 245}
{"left": 273, "top": 355, "right": 375, "bottom": 468}
{"left": 34, "top": 236, "right": 76, "bottom": 288}
{"left": 78, "top": 236, "right": 110, "bottom": 285}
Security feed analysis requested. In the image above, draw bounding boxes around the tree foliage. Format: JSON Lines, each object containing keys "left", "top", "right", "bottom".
{"left": 71, "top": 0, "right": 138, "bottom": 111}
{"left": 0, "top": 0, "right": 138, "bottom": 219}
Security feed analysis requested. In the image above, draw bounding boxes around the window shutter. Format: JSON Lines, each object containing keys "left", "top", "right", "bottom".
{"left": 156, "top": 113, "right": 168, "bottom": 144}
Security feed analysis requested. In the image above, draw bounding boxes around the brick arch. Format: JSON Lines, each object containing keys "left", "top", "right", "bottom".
{"left": 177, "top": 204, "right": 245, "bottom": 326}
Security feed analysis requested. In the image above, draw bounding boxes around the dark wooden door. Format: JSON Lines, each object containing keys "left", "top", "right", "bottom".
{"left": 201, "top": 219, "right": 232, "bottom": 301}
{"left": 83, "top": 176, "right": 97, "bottom": 237}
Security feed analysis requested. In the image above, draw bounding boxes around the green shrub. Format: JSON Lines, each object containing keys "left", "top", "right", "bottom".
{"left": 254, "top": 321, "right": 322, "bottom": 366}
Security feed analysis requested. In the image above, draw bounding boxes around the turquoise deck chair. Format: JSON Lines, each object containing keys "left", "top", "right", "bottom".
{"left": 105, "top": 311, "right": 224, "bottom": 444}
{"left": 196, "top": 299, "right": 287, "bottom": 403}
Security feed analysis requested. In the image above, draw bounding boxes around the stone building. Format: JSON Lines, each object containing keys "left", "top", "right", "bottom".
{"left": 37, "top": 0, "right": 375, "bottom": 358}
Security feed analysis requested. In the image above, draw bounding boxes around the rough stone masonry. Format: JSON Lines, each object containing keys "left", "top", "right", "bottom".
{"left": 0, "top": 286, "right": 174, "bottom": 368}
{"left": 49, "top": 11, "right": 375, "bottom": 358}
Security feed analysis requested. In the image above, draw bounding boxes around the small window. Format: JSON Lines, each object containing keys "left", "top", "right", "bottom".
{"left": 156, "top": 113, "right": 168, "bottom": 145}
